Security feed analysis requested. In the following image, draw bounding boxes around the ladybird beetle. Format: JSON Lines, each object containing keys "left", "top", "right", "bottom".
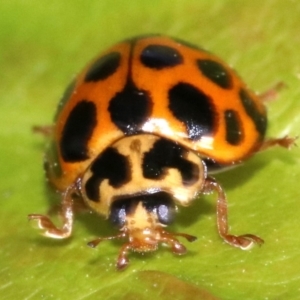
{"left": 29, "top": 35, "right": 295, "bottom": 270}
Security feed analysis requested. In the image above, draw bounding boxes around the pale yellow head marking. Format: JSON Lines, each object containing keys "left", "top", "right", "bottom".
{"left": 125, "top": 202, "right": 156, "bottom": 231}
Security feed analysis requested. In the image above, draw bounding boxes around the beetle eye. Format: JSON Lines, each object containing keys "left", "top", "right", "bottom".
{"left": 109, "top": 201, "right": 127, "bottom": 227}
{"left": 141, "top": 192, "right": 176, "bottom": 225}
{"left": 156, "top": 203, "right": 175, "bottom": 225}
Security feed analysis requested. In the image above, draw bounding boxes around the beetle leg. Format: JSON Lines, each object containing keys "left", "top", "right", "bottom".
{"left": 116, "top": 243, "right": 133, "bottom": 270}
{"left": 32, "top": 125, "right": 54, "bottom": 136}
{"left": 87, "top": 232, "right": 131, "bottom": 270}
{"left": 87, "top": 232, "right": 126, "bottom": 248}
{"left": 256, "top": 81, "right": 297, "bottom": 151}
{"left": 114, "top": 231, "right": 196, "bottom": 270}
{"left": 28, "top": 184, "right": 76, "bottom": 239}
{"left": 258, "top": 136, "right": 297, "bottom": 151}
{"left": 170, "top": 231, "right": 197, "bottom": 242}
{"left": 258, "top": 81, "right": 286, "bottom": 102}
{"left": 257, "top": 81, "right": 297, "bottom": 151}
{"left": 204, "top": 176, "right": 264, "bottom": 250}
{"left": 159, "top": 232, "right": 188, "bottom": 255}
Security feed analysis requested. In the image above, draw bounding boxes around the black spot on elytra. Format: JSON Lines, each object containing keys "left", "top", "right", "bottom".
{"left": 197, "top": 59, "right": 232, "bottom": 89}
{"left": 60, "top": 100, "right": 97, "bottom": 162}
{"left": 168, "top": 82, "right": 215, "bottom": 140}
{"left": 108, "top": 80, "right": 152, "bottom": 135}
{"left": 140, "top": 44, "right": 183, "bottom": 69}
{"left": 85, "top": 52, "right": 121, "bottom": 82}
{"left": 224, "top": 109, "right": 243, "bottom": 145}
{"left": 142, "top": 138, "right": 199, "bottom": 185}
{"left": 109, "top": 192, "right": 175, "bottom": 227}
{"left": 85, "top": 147, "right": 131, "bottom": 202}
{"left": 239, "top": 89, "right": 267, "bottom": 136}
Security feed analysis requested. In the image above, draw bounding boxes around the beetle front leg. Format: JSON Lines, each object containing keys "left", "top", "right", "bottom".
{"left": 28, "top": 184, "right": 76, "bottom": 239}
{"left": 204, "top": 176, "right": 264, "bottom": 250}
{"left": 116, "top": 243, "right": 133, "bottom": 270}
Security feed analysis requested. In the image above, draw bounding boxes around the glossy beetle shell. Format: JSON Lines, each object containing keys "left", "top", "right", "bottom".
{"left": 46, "top": 35, "right": 267, "bottom": 192}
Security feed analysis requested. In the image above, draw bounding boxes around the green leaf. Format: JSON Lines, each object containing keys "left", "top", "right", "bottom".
{"left": 1, "top": 1, "right": 299, "bottom": 299}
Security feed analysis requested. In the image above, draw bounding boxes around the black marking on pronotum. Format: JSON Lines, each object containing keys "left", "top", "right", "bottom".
{"left": 239, "top": 89, "right": 267, "bottom": 136}
{"left": 85, "top": 52, "right": 121, "bottom": 82}
{"left": 140, "top": 44, "right": 183, "bottom": 69}
{"left": 60, "top": 100, "right": 97, "bottom": 162}
{"left": 168, "top": 82, "right": 215, "bottom": 140}
{"left": 109, "top": 192, "right": 176, "bottom": 227}
{"left": 85, "top": 147, "right": 131, "bottom": 202}
{"left": 109, "top": 39, "right": 152, "bottom": 135}
{"left": 224, "top": 109, "right": 243, "bottom": 145}
{"left": 142, "top": 138, "right": 199, "bottom": 185}
{"left": 197, "top": 59, "right": 233, "bottom": 89}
